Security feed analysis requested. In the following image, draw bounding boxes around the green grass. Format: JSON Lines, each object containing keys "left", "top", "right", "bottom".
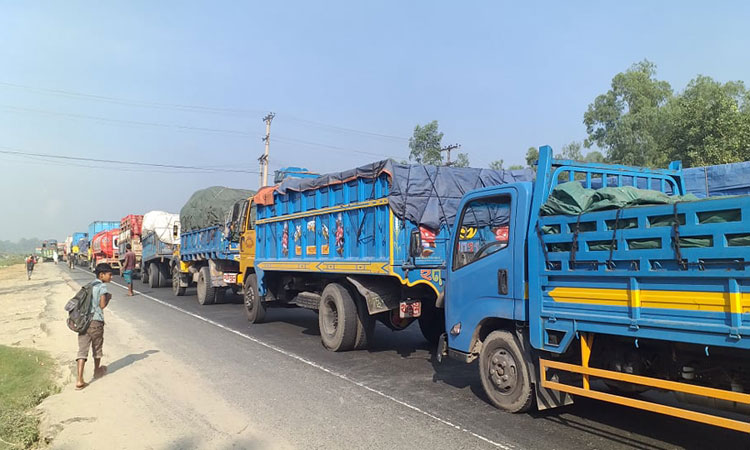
{"left": 0, "top": 346, "right": 58, "bottom": 449}
{"left": 0, "top": 254, "right": 26, "bottom": 268}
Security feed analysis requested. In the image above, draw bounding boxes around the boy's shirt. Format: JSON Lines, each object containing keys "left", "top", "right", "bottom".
{"left": 90, "top": 280, "right": 109, "bottom": 323}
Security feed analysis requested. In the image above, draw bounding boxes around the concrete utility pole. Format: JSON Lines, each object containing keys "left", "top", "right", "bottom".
{"left": 441, "top": 144, "right": 461, "bottom": 166}
{"left": 259, "top": 112, "right": 275, "bottom": 187}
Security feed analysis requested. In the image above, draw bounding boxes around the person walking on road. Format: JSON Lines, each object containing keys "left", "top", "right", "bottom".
{"left": 121, "top": 243, "right": 136, "bottom": 297}
{"left": 76, "top": 263, "right": 113, "bottom": 390}
{"left": 53, "top": 250, "right": 59, "bottom": 264}
{"left": 25, "top": 254, "right": 35, "bottom": 280}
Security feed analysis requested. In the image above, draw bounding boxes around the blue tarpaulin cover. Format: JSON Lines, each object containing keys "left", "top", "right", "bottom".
{"left": 683, "top": 161, "right": 750, "bottom": 198}
{"left": 275, "top": 160, "right": 534, "bottom": 230}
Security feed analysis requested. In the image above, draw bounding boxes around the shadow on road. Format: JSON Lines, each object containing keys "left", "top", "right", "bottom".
{"left": 107, "top": 349, "right": 159, "bottom": 375}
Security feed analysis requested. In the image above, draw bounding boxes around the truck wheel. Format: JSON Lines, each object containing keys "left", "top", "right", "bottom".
{"left": 243, "top": 274, "right": 266, "bottom": 323}
{"left": 157, "top": 263, "right": 170, "bottom": 288}
{"left": 141, "top": 264, "right": 150, "bottom": 285}
{"left": 148, "top": 263, "right": 160, "bottom": 288}
{"left": 172, "top": 268, "right": 186, "bottom": 296}
{"left": 479, "top": 330, "right": 534, "bottom": 413}
{"left": 418, "top": 303, "right": 445, "bottom": 346}
{"left": 318, "top": 283, "right": 358, "bottom": 352}
{"left": 196, "top": 266, "right": 218, "bottom": 305}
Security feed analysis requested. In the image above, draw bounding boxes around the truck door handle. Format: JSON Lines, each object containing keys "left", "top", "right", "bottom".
{"left": 498, "top": 269, "right": 508, "bottom": 295}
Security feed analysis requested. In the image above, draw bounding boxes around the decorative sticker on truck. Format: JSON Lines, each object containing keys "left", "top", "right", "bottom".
{"left": 335, "top": 214, "right": 344, "bottom": 255}
{"left": 321, "top": 223, "right": 330, "bottom": 255}
{"left": 294, "top": 225, "right": 302, "bottom": 256}
{"left": 282, "top": 223, "right": 289, "bottom": 256}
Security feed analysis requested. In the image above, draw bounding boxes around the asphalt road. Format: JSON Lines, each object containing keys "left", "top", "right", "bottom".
{"left": 68, "top": 267, "right": 749, "bottom": 450}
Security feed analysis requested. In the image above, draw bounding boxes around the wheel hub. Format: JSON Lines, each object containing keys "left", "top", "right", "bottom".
{"left": 488, "top": 349, "right": 517, "bottom": 393}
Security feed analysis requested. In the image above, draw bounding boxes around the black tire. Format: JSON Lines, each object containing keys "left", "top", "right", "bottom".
{"left": 157, "top": 263, "right": 170, "bottom": 288}
{"left": 418, "top": 304, "right": 445, "bottom": 346}
{"left": 148, "top": 263, "right": 160, "bottom": 288}
{"left": 243, "top": 274, "right": 266, "bottom": 323}
{"left": 172, "top": 267, "right": 186, "bottom": 296}
{"left": 479, "top": 330, "right": 534, "bottom": 413}
{"left": 141, "top": 263, "right": 150, "bottom": 285}
{"left": 196, "top": 266, "right": 219, "bottom": 305}
{"left": 318, "top": 283, "right": 358, "bottom": 352}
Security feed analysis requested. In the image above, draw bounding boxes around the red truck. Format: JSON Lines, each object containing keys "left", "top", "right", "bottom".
{"left": 119, "top": 214, "right": 143, "bottom": 276}
{"left": 91, "top": 229, "right": 121, "bottom": 272}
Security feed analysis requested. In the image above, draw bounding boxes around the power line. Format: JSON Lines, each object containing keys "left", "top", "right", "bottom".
{"left": 274, "top": 135, "right": 403, "bottom": 159}
{"left": 0, "top": 81, "right": 266, "bottom": 116}
{"left": 0, "top": 81, "right": 409, "bottom": 141}
{"left": 0, "top": 104, "right": 253, "bottom": 136}
{"left": 0, "top": 147, "right": 260, "bottom": 174}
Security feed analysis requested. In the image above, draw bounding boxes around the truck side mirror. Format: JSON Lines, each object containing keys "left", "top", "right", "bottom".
{"left": 173, "top": 224, "right": 179, "bottom": 239}
{"left": 409, "top": 229, "right": 422, "bottom": 258}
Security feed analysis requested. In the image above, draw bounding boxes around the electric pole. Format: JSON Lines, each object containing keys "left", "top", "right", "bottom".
{"left": 441, "top": 144, "right": 461, "bottom": 166}
{"left": 259, "top": 112, "right": 275, "bottom": 187}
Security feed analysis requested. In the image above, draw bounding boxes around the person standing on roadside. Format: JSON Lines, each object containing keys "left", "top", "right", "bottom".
{"left": 121, "top": 243, "right": 136, "bottom": 297}
{"left": 25, "top": 254, "right": 35, "bottom": 280}
{"left": 76, "top": 263, "right": 112, "bottom": 390}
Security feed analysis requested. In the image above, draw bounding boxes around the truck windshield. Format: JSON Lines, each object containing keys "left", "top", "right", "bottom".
{"left": 453, "top": 196, "right": 511, "bottom": 270}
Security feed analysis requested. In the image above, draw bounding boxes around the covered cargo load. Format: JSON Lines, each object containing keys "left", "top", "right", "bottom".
{"left": 256, "top": 159, "right": 534, "bottom": 230}
{"left": 142, "top": 211, "right": 180, "bottom": 245}
{"left": 684, "top": 160, "right": 750, "bottom": 198}
{"left": 180, "top": 186, "right": 254, "bottom": 231}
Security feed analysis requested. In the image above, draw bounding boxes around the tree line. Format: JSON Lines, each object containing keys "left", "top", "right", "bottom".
{"left": 409, "top": 60, "right": 750, "bottom": 169}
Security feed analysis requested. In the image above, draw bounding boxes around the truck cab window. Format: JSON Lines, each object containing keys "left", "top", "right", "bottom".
{"left": 453, "top": 196, "right": 511, "bottom": 271}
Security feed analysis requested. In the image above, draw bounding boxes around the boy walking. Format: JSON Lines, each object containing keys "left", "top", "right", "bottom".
{"left": 75, "top": 263, "right": 113, "bottom": 390}
{"left": 25, "top": 254, "right": 35, "bottom": 280}
{"left": 121, "top": 243, "right": 136, "bottom": 296}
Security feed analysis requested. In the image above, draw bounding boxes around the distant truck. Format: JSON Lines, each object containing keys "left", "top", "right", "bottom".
{"left": 174, "top": 186, "right": 254, "bottom": 305}
{"left": 88, "top": 221, "right": 119, "bottom": 245}
{"left": 90, "top": 229, "right": 120, "bottom": 272}
{"left": 118, "top": 214, "right": 143, "bottom": 276}
{"left": 273, "top": 166, "right": 318, "bottom": 184}
{"left": 140, "top": 211, "right": 180, "bottom": 291}
{"left": 40, "top": 240, "right": 58, "bottom": 262}
{"left": 70, "top": 232, "right": 88, "bottom": 266}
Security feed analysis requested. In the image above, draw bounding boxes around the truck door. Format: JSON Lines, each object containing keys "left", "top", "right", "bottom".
{"left": 239, "top": 200, "right": 256, "bottom": 276}
{"left": 445, "top": 189, "right": 517, "bottom": 350}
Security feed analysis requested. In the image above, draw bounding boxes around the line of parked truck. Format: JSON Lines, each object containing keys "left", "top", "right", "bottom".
{"left": 59, "top": 153, "right": 750, "bottom": 434}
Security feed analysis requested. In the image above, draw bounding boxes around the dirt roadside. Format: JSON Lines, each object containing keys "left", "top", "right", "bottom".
{"left": 0, "top": 263, "right": 290, "bottom": 450}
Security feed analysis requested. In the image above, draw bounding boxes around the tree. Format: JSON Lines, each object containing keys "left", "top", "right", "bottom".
{"left": 583, "top": 60, "right": 673, "bottom": 167}
{"left": 559, "top": 141, "right": 583, "bottom": 161}
{"left": 453, "top": 152, "right": 470, "bottom": 168}
{"left": 583, "top": 150, "right": 605, "bottom": 163}
{"left": 508, "top": 164, "right": 525, "bottom": 170}
{"left": 525, "top": 147, "right": 539, "bottom": 167}
{"left": 489, "top": 159, "right": 504, "bottom": 170}
{"left": 408, "top": 121, "right": 444, "bottom": 165}
{"left": 408, "top": 120, "right": 469, "bottom": 166}
{"left": 663, "top": 76, "right": 750, "bottom": 166}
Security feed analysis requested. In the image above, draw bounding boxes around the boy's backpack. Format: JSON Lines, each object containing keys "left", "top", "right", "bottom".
{"left": 64, "top": 280, "right": 100, "bottom": 334}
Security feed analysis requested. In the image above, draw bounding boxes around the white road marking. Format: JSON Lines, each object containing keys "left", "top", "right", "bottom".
{"left": 75, "top": 268, "right": 514, "bottom": 449}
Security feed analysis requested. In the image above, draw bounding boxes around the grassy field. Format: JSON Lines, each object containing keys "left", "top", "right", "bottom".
{"left": 0, "top": 254, "right": 26, "bottom": 268}
{"left": 0, "top": 346, "right": 58, "bottom": 449}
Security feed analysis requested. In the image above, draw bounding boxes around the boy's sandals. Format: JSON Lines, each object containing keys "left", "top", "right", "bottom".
{"left": 75, "top": 382, "right": 89, "bottom": 390}
{"left": 94, "top": 366, "right": 108, "bottom": 379}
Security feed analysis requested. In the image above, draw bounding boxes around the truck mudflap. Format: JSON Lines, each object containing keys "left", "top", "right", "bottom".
{"left": 539, "top": 333, "right": 750, "bottom": 432}
{"left": 346, "top": 276, "right": 400, "bottom": 315}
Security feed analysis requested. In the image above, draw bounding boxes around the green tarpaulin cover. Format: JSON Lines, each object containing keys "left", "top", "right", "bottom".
{"left": 541, "top": 182, "right": 750, "bottom": 250}
{"left": 180, "top": 186, "right": 255, "bottom": 231}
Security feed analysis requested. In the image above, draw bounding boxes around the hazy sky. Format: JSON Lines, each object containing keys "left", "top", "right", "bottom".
{"left": 1, "top": 1, "right": 749, "bottom": 241}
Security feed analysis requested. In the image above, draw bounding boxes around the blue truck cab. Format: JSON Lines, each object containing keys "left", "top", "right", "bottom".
{"left": 441, "top": 146, "right": 750, "bottom": 433}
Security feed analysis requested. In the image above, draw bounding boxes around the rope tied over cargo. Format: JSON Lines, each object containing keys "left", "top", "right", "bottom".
{"left": 570, "top": 213, "right": 583, "bottom": 267}
{"left": 606, "top": 208, "right": 622, "bottom": 270}
{"left": 671, "top": 202, "right": 685, "bottom": 270}
{"left": 535, "top": 221, "right": 553, "bottom": 270}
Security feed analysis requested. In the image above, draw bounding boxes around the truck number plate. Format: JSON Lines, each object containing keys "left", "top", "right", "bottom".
{"left": 223, "top": 273, "right": 237, "bottom": 284}
{"left": 399, "top": 301, "right": 421, "bottom": 319}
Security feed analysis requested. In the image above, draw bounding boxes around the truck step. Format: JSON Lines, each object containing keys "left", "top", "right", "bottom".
{"left": 291, "top": 291, "right": 322, "bottom": 310}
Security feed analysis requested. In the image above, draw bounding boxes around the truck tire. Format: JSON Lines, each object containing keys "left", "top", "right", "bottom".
{"left": 417, "top": 303, "right": 445, "bottom": 346}
{"left": 196, "top": 266, "right": 219, "bottom": 305}
{"left": 318, "top": 283, "right": 358, "bottom": 352}
{"left": 157, "top": 263, "right": 170, "bottom": 288}
{"left": 243, "top": 274, "right": 266, "bottom": 323}
{"left": 141, "top": 263, "right": 150, "bottom": 285}
{"left": 172, "top": 268, "right": 186, "bottom": 296}
{"left": 148, "top": 263, "right": 160, "bottom": 288}
{"left": 479, "top": 330, "right": 534, "bottom": 413}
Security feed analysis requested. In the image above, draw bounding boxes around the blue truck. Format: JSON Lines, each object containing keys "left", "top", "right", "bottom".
{"left": 141, "top": 228, "right": 177, "bottom": 290}
{"left": 88, "top": 221, "right": 119, "bottom": 242}
{"left": 250, "top": 161, "right": 532, "bottom": 350}
{"left": 435, "top": 146, "right": 750, "bottom": 433}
